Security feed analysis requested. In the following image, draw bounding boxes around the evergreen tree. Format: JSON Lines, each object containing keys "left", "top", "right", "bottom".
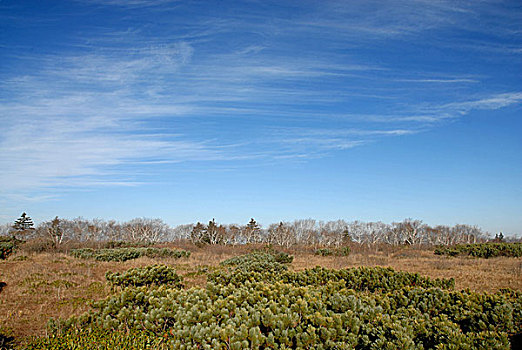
{"left": 12, "top": 212, "right": 34, "bottom": 238}
{"left": 48, "top": 216, "right": 65, "bottom": 247}
{"left": 13, "top": 212, "right": 34, "bottom": 231}
{"left": 190, "top": 222, "right": 206, "bottom": 245}
{"left": 244, "top": 218, "right": 261, "bottom": 243}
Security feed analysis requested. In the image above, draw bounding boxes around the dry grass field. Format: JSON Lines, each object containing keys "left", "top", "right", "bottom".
{"left": 1, "top": 244, "right": 521, "bottom": 345}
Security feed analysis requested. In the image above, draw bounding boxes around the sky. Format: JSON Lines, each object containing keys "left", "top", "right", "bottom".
{"left": 0, "top": 0, "right": 521, "bottom": 235}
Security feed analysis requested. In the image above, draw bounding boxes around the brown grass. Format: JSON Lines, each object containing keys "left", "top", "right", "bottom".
{"left": 0, "top": 245, "right": 521, "bottom": 344}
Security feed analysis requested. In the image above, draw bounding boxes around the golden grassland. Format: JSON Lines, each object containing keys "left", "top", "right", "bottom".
{"left": 1, "top": 244, "right": 521, "bottom": 343}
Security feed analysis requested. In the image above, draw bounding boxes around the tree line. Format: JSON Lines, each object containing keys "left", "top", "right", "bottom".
{"left": 2, "top": 213, "right": 517, "bottom": 248}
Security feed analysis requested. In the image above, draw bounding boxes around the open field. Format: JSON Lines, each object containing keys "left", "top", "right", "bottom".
{"left": 1, "top": 244, "right": 521, "bottom": 347}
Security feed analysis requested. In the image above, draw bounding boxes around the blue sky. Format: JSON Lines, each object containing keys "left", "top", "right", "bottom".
{"left": 1, "top": 0, "right": 521, "bottom": 234}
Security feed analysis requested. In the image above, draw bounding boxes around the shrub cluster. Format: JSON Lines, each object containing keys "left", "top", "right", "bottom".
{"left": 25, "top": 328, "right": 168, "bottom": 350}
{"left": 314, "top": 246, "right": 351, "bottom": 257}
{"left": 44, "top": 277, "right": 520, "bottom": 349}
{"left": 70, "top": 247, "right": 190, "bottom": 262}
{"left": 0, "top": 237, "right": 23, "bottom": 260}
{"left": 26, "top": 247, "right": 521, "bottom": 350}
{"left": 208, "top": 266, "right": 455, "bottom": 291}
{"left": 221, "top": 249, "right": 294, "bottom": 266}
{"left": 434, "top": 243, "right": 522, "bottom": 258}
{"left": 0, "top": 241, "right": 15, "bottom": 260}
{"left": 102, "top": 241, "right": 153, "bottom": 249}
{"left": 220, "top": 250, "right": 294, "bottom": 274}
{"left": 106, "top": 265, "right": 183, "bottom": 289}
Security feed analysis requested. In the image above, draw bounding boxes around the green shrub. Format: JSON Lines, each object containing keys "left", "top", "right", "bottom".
{"left": 43, "top": 279, "right": 520, "bottom": 350}
{"left": 25, "top": 327, "right": 168, "bottom": 350}
{"left": 0, "top": 236, "right": 25, "bottom": 260}
{"left": 106, "top": 265, "right": 183, "bottom": 289}
{"left": 0, "top": 241, "right": 15, "bottom": 260}
{"left": 220, "top": 250, "right": 293, "bottom": 274}
{"left": 26, "top": 250, "right": 521, "bottom": 349}
{"left": 69, "top": 247, "right": 190, "bottom": 262}
{"left": 221, "top": 250, "right": 290, "bottom": 266}
{"left": 102, "top": 241, "right": 153, "bottom": 249}
{"left": 272, "top": 250, "right": 294, "bottom": 263}
{"left": 208, "top": 266, "right": 455, "bottom": 291}
{"left": 336, "top": 246, "right": 351, "bottom": 256}
{"left": 314, "top": 246, "right": 350, "bottom": 257}
{"left": 434, "top": 243, "right": 522, "bottom": 258}
{"left": 0, "top": 329, "right": 15, "bottom": 350}
{"left": 314, "top": 248, "right": 333, "bottom": 256}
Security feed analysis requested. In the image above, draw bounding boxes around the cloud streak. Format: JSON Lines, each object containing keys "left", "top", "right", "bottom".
{"left": 1, "top": 0, "right": 521, "bottom": 201}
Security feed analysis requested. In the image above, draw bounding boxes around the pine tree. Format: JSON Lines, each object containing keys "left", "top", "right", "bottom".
{"left": 13, "top": 212, "right": 34, "bottom": 231}
{"left": 245, "top": 218, "right": 261, "bottom": 244}
{"left": 190, "top": 222, "right": 206, "bottom": 245}
{"left": 11, "top": 212, "right": 34, "bottom": 239}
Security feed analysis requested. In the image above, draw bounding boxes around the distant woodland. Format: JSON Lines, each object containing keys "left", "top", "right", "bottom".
{"left": 2, "top": 214, "right": 518, "bottom": 248}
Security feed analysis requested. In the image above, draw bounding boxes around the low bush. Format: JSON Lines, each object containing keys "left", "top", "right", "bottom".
{"left": 221, "top": 249, "right": 293, "bottom": 266}
{"left": 0, "top": 241, "right": 15, "bottom": 260}
{"left": 25, "top": 328, "right": 168, "bottom": 350}
{"left": 102, "top": 241, "right": 153, "bottom": 249}
{"left": 43, "top": 279, "right": 520, "bottom": 349}
{"left": 70, "top": 247, "right": 190, "bottom": 262}
{"left": 314, "top": 246, "right": 351, "bottom": 257}
{"left": 208, "top": 265, "right": 455, "bottom": 291}
{"left": 434, "top": 243, "right": 522, "bottom": 258}
{"left": 0, "top": 330, "right": 15, "bottom": 350}
{"left": 220, "top": 249, "right": 293, "bottom": 274}
{"left": 106, "top": 265, "right": 183, "bottom": 289}
{"left": 315, "top": 248, "right": 334, "bottom": 256}
{"left": 0, "top": 236, "right": 24, "bottom": 260}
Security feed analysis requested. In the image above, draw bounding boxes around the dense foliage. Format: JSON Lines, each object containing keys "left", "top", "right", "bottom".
{"left": 219, "top": 250, "right": 294, "bottom": 274}
{"left": 434, "top": 243, "right": 522, "bottom": 258}
{"left": 314, "top": 246, "right": 351, "bottom": 257}
{"left": 70, "top": 247, "right": 190, "bottom": 262}
{"left": 0, "top": 241, "right": 15, "bottom": 260}
{"left": 26, "top": 328, "right": 168, "bottom": 350}
{"left": 221, "top": 250, "right": 294, "bottom": 266}
{"left": 208, "top": 266, "right": 455, "bottom": 291}
{"left": 43, "top": 279, "right": 520, "bottom": 349}
{"left": 25, "top": 251, "right": 521, "bottom": 349}
{"left": 0, "top": 236, "right": 23, "bottom": 260}
{"left": 106, "top": 265, "right": 183, "bottom": 289}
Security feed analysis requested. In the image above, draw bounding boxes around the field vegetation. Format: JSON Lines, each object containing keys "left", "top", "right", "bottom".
{"left": 434, "top": 242, "right": 522, "bottom": 258}
{"left": 1, "top": 215, "right": 521, "bottom": 349}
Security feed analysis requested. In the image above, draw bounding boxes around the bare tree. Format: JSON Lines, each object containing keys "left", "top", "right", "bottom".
{"left": 123, "top": 218, "right": 169, "bottom": 243}
{"left": 317, "top": 220, "right": 348, "bottom": 247}
{"left": 365, "top": 221, "right": 388, "bottom": 245}
{"left": 267, "top": 222, "right": 296, "bottom": 248}
{"left": 346, "top": 221, "right": 367, "bottom": 244}
{"left": 452, "top": 224, "right": 484, "bottom": 244}
{"left": 0, "top": 223, "right": 12, "bottom": 237}
{"left": 243, "top": 218, "right": 262, "bottom": 244}
{"left": 292, "top": 219, "right": 317, "bottom": 245}
{"left": 398, "top": 219, "right": 425, "bottom": 245}
{"left": 45, "top": 217, "right": 66, "bottom": 247}
{"left": 170, "top": 224, "right": 193, "bottom": 241}
{"left": 224, "top": 224, "right": 242, "bottom": 245}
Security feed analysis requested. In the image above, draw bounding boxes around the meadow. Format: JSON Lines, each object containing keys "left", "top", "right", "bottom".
{"left": 1, "top": 242, "right": 521, "bottom": 349}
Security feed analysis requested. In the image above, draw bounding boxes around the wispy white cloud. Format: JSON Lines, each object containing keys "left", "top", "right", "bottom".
{"left": 442, "top": 93, "right": 522, "bottom": 114}
{"left": 1, "top": 0, "right": 521, "bottom": 202}
{"left": 76, "top": 0, "right": 179, "bottom": 9}
{"left": 397, "top": 79, "right": 479, "bottom": 84}
{"left": 0, "top": 115, "right": 223, "bottom": 193}
{"left": 334, "top": 93, "right": 522, "bottom": 123}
